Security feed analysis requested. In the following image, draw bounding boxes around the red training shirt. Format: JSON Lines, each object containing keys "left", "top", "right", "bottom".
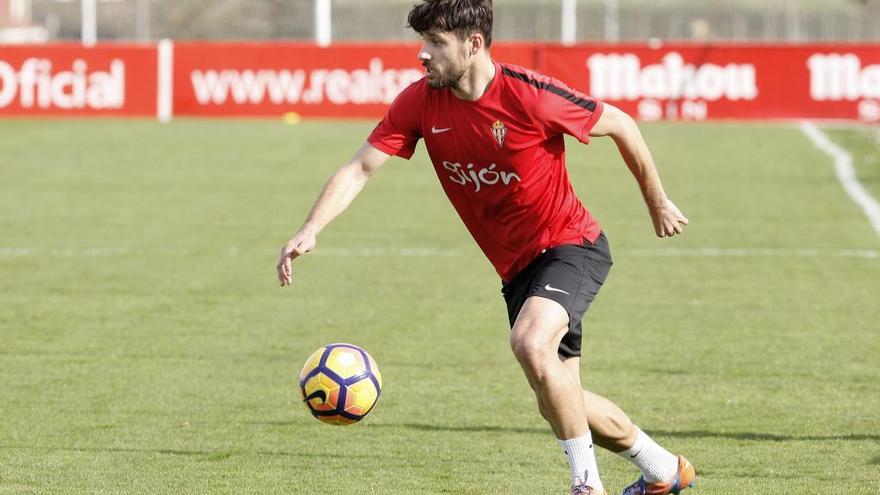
{"left": 368, "top": 61, "right": 604, "bottom": 282}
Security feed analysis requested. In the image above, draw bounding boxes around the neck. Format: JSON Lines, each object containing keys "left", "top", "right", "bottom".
{"left": 451, "top": 54, "right": 495, "bottom": 101}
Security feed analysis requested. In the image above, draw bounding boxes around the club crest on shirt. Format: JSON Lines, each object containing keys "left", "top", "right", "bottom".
{"left": 491, "top": 119, "right": 507, "bottom": 148}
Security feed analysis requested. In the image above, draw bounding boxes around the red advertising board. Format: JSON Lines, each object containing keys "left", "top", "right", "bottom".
{"left": 0, "top": 43, "right": 157, "bottom": 116}
{"left": 541, "top": 43, "right": 880, "bottom": 122}
{"left": 0, "top": 41, "right": 878, "bottom": 121}
{"left": 173, "top": 42, "right": 537, "bottom": 118}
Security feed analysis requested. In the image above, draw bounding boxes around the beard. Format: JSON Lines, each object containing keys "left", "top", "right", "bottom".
{"left": 426, "top": 62, "right": 467, "bottom": 89}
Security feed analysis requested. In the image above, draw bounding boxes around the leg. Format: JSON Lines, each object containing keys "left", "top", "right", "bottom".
{"left": 562, "top": 357, "right": 637, "bottom": 452}
{"left": 510, "top": 296, "right": 588, "bottom": 440}
{"left": 562, "top": 357, "right": 695, "bottom": 494}
{"left": 501, "top": 237, "right": 616, "bottom": 492}
{"left": 510, "top": 296, "right": 605, "bottom": 492}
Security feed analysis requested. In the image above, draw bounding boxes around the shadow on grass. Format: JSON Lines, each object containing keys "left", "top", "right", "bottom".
{"left": 365, "top": 424, "right": 880, "bottom": 443}
{"left": 648, "top": 430, "right": 880, "bottom": 442}
{"left": 365, "top": 423, "right": 549, "bottom": 435}
{"left": 0, "top": 444, "right": 369, "bottom": 459}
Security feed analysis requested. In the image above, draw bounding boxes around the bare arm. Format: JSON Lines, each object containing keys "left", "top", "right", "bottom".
{"left": 589, "top": 104, "right": 689, "bottom": 237}
{"left": 276, "top": 142, "right": 392, "bottom": 286}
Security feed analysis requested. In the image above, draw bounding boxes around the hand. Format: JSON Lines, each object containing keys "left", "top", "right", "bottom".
{"left": 648, "top": 198, "right": 689, "bottom": 238}
{"left": 277, "top": 231, "right": 317, "bottom": 286}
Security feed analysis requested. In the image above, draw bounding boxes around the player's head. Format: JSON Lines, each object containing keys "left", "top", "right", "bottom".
{"left": 407, "top": 0, "right": 493, "bottom": 89}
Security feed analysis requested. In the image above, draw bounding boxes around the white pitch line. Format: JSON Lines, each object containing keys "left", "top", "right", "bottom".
{"left": 314, "top": 247, "right": 461, "bottom": 257}
{"left": 799, "top": 121, "right": 880, "bottom": 238}
{"left": 0, "top": 247, "right": 877, "bottom": 259}
{"left": 627, "top": 247, "right": 878, "bottom": 259}
{"left": 0, "top": 247, "right": 131, "bottom": 257}
{"left": 0, "top": 246, "right": 462, "bottom": 257}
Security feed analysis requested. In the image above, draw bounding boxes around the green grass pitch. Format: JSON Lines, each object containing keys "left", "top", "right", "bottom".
{"left": 1, "top": 118, "right": 878, "bottom": 494}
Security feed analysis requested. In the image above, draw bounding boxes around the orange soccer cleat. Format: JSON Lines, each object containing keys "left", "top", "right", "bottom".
{"left": 620, "top": 456, "right": 695, "bottom": 495}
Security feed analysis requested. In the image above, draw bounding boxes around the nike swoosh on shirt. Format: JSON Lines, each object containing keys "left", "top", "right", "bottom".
{"left": 544, "top": 284, "right": 570, "bottom": 295}
{"left": 431, "top": 126, "right": 451, "bottom": 134}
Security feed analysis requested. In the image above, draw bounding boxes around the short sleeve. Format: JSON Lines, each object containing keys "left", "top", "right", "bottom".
{"left": 533, "top": 77, "right": 604, "bottom": 145}
{"left": 367, "top": 82, "right": 423, "bottom": 160}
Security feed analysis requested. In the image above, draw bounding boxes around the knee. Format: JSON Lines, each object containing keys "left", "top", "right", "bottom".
{"left": 510, "top": 330, "right": 553, "bottom": 375}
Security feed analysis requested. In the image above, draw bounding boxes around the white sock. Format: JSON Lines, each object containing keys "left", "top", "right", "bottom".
{"left": 617, "top": 426, "right": 679, "bottom": 483}
{"left": 558, "top": 431, "right": 604, "bottom": 491}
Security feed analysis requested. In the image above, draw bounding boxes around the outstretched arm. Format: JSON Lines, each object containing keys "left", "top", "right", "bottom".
{"left": 589, "top": 104, "right": 689, "bottom": 238}
{"left": 276, "top": 142, "right": 392, "bottom": 286}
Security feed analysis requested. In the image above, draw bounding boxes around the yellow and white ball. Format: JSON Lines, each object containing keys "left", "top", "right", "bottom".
{"left": 299, "top": 344, "right": 382, "bottom": 425}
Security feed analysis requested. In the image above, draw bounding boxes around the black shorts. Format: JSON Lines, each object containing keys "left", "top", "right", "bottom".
{"left": 501, "top": 232, "right": 613, "bottom": 359}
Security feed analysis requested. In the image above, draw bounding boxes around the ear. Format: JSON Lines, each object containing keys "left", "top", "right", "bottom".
{"left": 468, "top": 33, "right": 484, "bottom": 55}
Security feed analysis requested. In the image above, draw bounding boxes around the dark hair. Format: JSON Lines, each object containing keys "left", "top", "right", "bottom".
{"left": 407, "top": 0, "right": 494, "bottom": 48}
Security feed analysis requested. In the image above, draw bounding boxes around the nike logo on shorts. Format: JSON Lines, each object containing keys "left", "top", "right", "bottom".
{"left": 544, "top": 284, "right": 570, "bottom": 295}
{"left": 431, "top": 126, "right": 451, "bottom": 134}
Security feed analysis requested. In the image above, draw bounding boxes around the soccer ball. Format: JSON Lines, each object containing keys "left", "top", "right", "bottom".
{"left": 298, "top": 343, "right": 382, "bottom": 426}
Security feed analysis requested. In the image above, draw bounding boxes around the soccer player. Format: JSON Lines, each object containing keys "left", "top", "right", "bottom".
{"left": 276, "top": 1, "right": 694, "bottom": 494}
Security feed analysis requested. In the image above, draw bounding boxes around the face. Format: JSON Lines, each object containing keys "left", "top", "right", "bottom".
{"left": 418, "top": 30, "right": 471, "bottom": 89}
